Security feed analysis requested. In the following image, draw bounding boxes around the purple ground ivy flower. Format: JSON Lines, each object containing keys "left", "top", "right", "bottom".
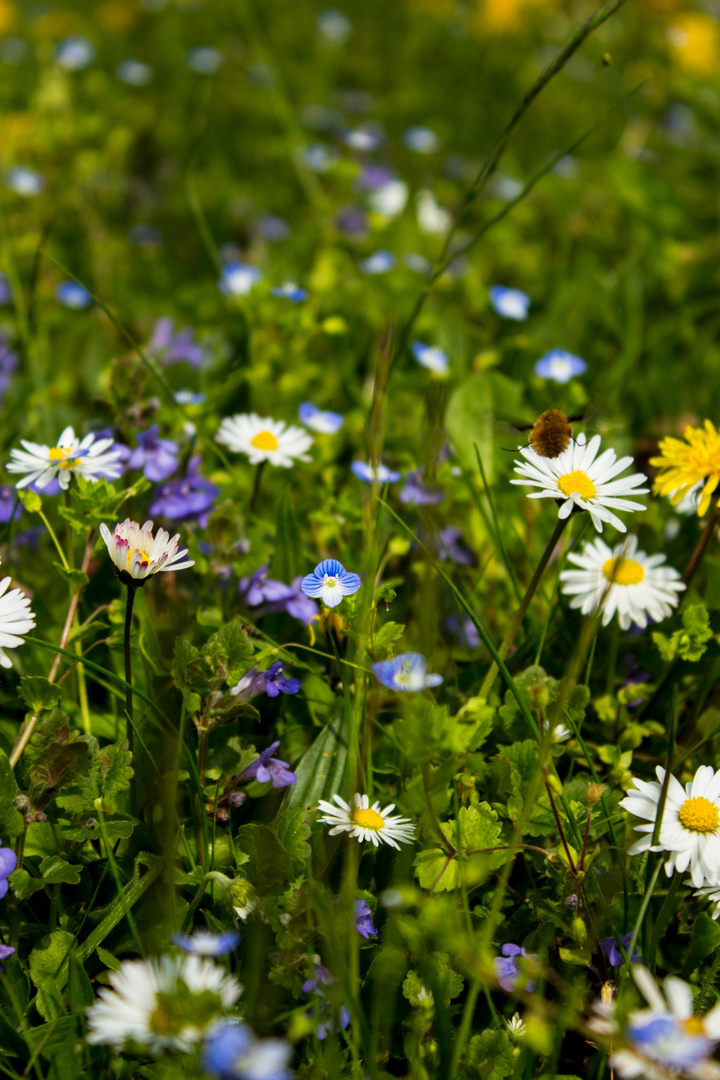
{"left": 438, "top": 527, "right": 476, "bottom": 566}
{"left": 0, "top": 842, "right": 17, "bottom": 900}
{"left": 0, "top": 487, "right": 22, "bottom": 524}
{"left": 0, "top": 343, "right": 18, "bottom": 400}
{"left": 239, "top": 741, "right": 297, "bottom": 789}
{"left": 243, "top": 571, "right": 319, "bottom": 626}
{"left": 149, "top": 456, "right": 219, "bottom": 526}
{"left": 148, "top": 317, "right": 207, "bottom": 368}
{"left": 599, "top": 932, "right": 640, "bottom": 967}
{"left": 303, "top": 964, "right": 350, "bottom": 1040}
{"left": 239, "top": 566, "right": 295, "bottom": 608}
{"left": 355, "top": 899, "right": 377, "bottom": 939}
{"left": 230, "top": 662, "right": 300, "bottom": 702}
{"left": 494, "top": 944, "right": 537, "bottom": 993}
{"left": 127, "top": 424, "right": 179, "bottom": 482}
{"left": 0, "top": 944, "right": 14, "bottom": 970}
{"left": 399, "top": 470, "right": 444, "bottom": 506}
{"left": 444, "top": 613, "right": 480, "bottom": 649}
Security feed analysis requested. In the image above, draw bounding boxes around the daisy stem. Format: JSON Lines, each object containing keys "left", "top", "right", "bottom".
{"left": 480, "top": 515, "right": 569, "bottom": 700}
{"left": 124, "top": 584, "right": 138, "bottom": 766}
{"left": 249, "top": 460, "right": 266, "bottom": 515}
{"left": 682, "top": 500, "right": 720, "bottom": 588}
{"left": 37, "top": 508, "right": 69, "bottom": 573}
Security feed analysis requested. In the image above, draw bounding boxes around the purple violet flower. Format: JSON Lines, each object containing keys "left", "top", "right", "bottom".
{"left": 0, "top": 487, "right": 22, "bottom": 524}
{"left": 0, "top": 842, "right": 17, "bottom": 900}
{"left": 444, "top": 613, "right": 480, "bottom": 649}
{"left": 148, "top": 317, "right": 206, "bottom": 368}
{"left": 243, "top": 571, "right": 319, "bottom": 626}
{"left": 494, "top": 944, "right": 537, "bottom": 993}
{"left": 239, "top": 741, "right": 297, "bottom": 789}
{"left": 230, "top": 662, "right": 300, "bottom": 703}
{"left": 438, "top": 527, "right": 476, "bottom": 566}
{"left": 355, "top": 899, "right": 377, "bottom": 939}
{"left": 0, "top": 944, "right": 14, "bottom": 970}
{"left": 599, "top": 932, "right": 640, "bottom": 967}
{"left": 239, "top": 565, "right": 295, "bottom": 607}
{"left": 399, "top": 470, "right": 444, "bottom": 506}
{"left": 0, "top": 343, "right": 18, "bottom": 400}
{"left": 127, "top": 424, "right": 179, "bottom": 482}
{"left": 149, "top": 456, "right": 219, "bottom": 526}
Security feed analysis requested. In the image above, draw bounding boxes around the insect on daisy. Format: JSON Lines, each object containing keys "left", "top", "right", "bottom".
{"left": 621, "top": 765, "right": 720, "bottom": 888}
{"left": 317, "top": 793, "right": 415, "bottom": 849}
{"left": 216, "top": 413, "right": 313, "bottom": 468}
{"left": 7, "top": 425, "right": 123, "bottom": 490}
{"left": 0, "top": 575, "right": 35, "bottom": 669}
{"left": 99, "top": 519, "right": 194, "bottom": 585}
{"left": 651, "top": 420, "right": 720, "bottom": 517}
{"left": 511, "top": 432, "right": 649, "bottom": 533}
{"left": 85, "top": 954, "right": 242, "bottom": 1055}
{"left": 560, "top": 535, "right": 685, "bottom": 629}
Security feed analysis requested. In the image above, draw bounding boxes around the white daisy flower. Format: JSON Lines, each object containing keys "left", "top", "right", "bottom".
{"left": 511, "top": 432, "right": 649, "bottom": 533}
{"left": 317, "top": 793, "right": 415, "bottom": 850}
{"left": 216, "top": 413, "right": 313, "bottom": 468}
{"left": 85, "top": 954, "right": 242, "bottom": 1055}
{"left": 99, "top": 519, "right": 194, "bottom": 584}
{"left": 621, "top": 766, "right": 720, "bottom": 888}
{"left": 7, "top": 426, "right": 123, "bottom": 490}
{"left": 560, "top": 535, "right": 685, "bottom": 629}
{"left": 0, "top": 576, "right": 35, "bottom": 668}
{"left": 693, "top": 882, "right": 720, "bottom": 920}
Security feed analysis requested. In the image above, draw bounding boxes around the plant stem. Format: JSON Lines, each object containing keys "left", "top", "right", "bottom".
{"left": 124, "top": 584, "right": 137, "bottom": 759}
{"left": 197, "top": 726, "right": 209, "bottom": 790}
{"left": 683, "top": 501, "right": 720, "bottom": 587}
{"left": 249, "top": 460, "right": 266, "bottom": 514}
{"left": 480, "top": 515, "right": 569, "bottom": 700}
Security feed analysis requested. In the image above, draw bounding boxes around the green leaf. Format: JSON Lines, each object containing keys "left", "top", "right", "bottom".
{"left": 211, "top": 619, "right": 254, "bottom": 685}
{"left": 25, "top": 709, "right": 93, "bottom": 801}
{"left": 234, "top": 823, "right": 294, "bottom": 892}
{"left": 371, "top": 621, "right": 405, "bottom": 660}
{"left": 96, "top": 946, "right": 121, "bottom": 971}
{"left": 284, "top": 714, "right": 349, "bottom": 814}
{"left": 414, "top": 848, "right": 459, "bottom": 892}
{"left": 0, "top": 957, "right": 29, "bottom": 1023}
{"left": 39, "top": 857, "right": 82, "bottom": 885}
{"left": 18, "top": 676, "right": 62, "bottom": 714}
{"left": 75, "top": 852, "right": 165, "bottom": 965}
{"left": 8, "top": 867, "right": 45, "bottom": 899}
{"left": 97, "top": 739, "right": 134, "bottom": 800}
{"left": 67, "top": 955, "right": 94, "bottom": 1011}
{"left": 0, "top": 749, "right": 24, "bottom": 839}
{"left": 171, "top": 637, "right": 209, "bottom": 713}
{"left": 683, "top": 912, "right": 720, "bottom": 977}
{"left": 653, "top": 604, "right": 714, "bottom": 663}
{"left": 269, "top": 489, "right": 302, "bottom": 583}
{"left": 29, "top": 931, "right": 76, "bottom": 1016}
{"left": 272, "top": 808, "right": 311, "bottom": 874}
{"left": 465, "top": 1028, "right": 515, "bottom": 1080}
{"left": 403, "top": 952, "right": 464, "bottom": 1007}
{"left": 53, "top": 562, "right": 89, "bottom": 589}
{"left": 18, "top": 489, "right": 42, "bottom": 513}
{"left": 559, "top": 947, "right": 592, "bottom": 966}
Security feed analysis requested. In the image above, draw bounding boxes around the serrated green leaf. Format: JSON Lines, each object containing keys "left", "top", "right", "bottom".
{"left": 18, "top": 676, "right": 62, "bottom": 714}
{"left": 371, "top": 621, "right": 405, "bottom": 660}
{"left": 53, "top": 562, "right": 89, "bottom": 588}
{"left": 0, "top": 749, "right": 23, "bottom": 839}
{"left": 234, "top": 824, "right": 294, "bottom": 892}
{"left": 39, "top": 857, "right": 82, "bottom": 885}
{"left": 272, "top": 808, "right": 311, "bottom": 874}
{"left": 9, "top": 867, "right": 45, "bottom": 899}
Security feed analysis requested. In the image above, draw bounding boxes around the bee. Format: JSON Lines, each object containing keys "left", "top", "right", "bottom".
{"left": 501, "top": 409, "right": 588, "bottom": 459}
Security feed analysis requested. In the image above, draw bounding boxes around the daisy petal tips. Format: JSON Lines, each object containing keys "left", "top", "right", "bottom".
{"left": 317, "top": 793, "right": 415, "bottom": 849}
{"left": 301, "top": 559, "right": 361, "bottom": 608}
{"left": 372, "top": 652, "right": 443, "bottom": 692}
{"left": 7, "top": 426, "right": 123, "bottom": 490}
{"left": 216, "top": 413, "right": 313, "bottom": 468}
{"left": 100, "top": 519, "right": 194, "bottom": 585}
{"left": 0, "top": 576, "right": 36, "bottom": 668}
{"left": 511, "top": 433, "right": 649, "bottom": 533}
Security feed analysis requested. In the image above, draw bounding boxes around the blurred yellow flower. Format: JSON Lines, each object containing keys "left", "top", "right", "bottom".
{"left": 651, "top": 421, "right": 720, "bottom": 516}
{"left": 0, "top": 0, "right": 16, "bottom": 35}
{"left": 666, "top": 13, "right": 720, "bottom": 74}
{"left": 473, "top": 0, "right": 553, "bottom": 34}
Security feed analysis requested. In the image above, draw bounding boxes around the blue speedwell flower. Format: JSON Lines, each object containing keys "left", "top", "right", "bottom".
{"left": 56, "top": 281, "right": 92, "bottom": 309}
{"left": 239, "top": 741, "right": 297, "bottom": 789}
{"left": 489, "top": 285, "right": 530, "bottom": 321}
{"left": 372, "top": 653, "right": 443, "bottom": 692}
{"left": 351, "top": 460, "right": 400, "bottom": 484}
{"left": 298, "top": 402, "right": 344, "bottom": 434}
{"left": 0, "top": 841, "right": 17, "bottom": 899}
{"left": 355, "top": 899, "right": 378, "bottom": 939}
{"left": 203, "top": 1020, "right": 293, "bottom": 1080}
{"left": 219, "top": 262, "right": 263, "bottom": 296}
{"left": 0, "top": 487, "right": 22, "bottom": 524}
{"left": 271, "top": 282, "right": 308, "bottom": 302}
{"left": 171, "top": 930, "right": 240, "bottom": 956}
{"left": 494, "top": 944, "right": 537, "bottom": 993}
{"left": 358, "top": 250, "right": 396, "bottom": 275}
{"left": 534, "top": 349, "right": 586, "bottom": 383}
{"left": 301, "top": 559, "right": 361, "bottom": 608}
{"left": 411, "top": 341, "right": 449, "bottom": 374}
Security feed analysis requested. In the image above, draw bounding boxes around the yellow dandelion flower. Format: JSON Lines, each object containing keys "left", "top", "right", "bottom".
{"left": 650, "top": 420, "right": 720, "bottom": 516}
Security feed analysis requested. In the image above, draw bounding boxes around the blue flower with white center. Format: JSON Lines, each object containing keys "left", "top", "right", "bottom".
{"left": 174, "top": 389, "right": 206, "bottom": 406}
{"left": 301, "top": 559, "right": 361, "bottom": 608}
{"left": 219, "top": 262, "right": 263, "bottom": 296}
{"left": 203, "top": 1020, "right": 292, "bottom": 1080}
{"left": 186, "top": 47, "right": 223, "bottom": 74}
{"left": 351, "top": 460, "right": 400, "bottom": 484}
{"left": 7, "top": 167, "right": 44, "bottom": 197}
{"left": 56, "top": 281, "right": 92, "bottom": 309}
{"left": 270, "top": 282, "right": 308, "bottom": 302}
{"left": 411, "top": 341, "right": 449, "bottom": 375}
{"left": 116, "top": 60, "right": 153, "bottom": 86}
{"left": 489, "top": 285, "right": 530, "bottom": 321}
{"left": 534, "top": 349, "right": 586, "bottom": 383}
{"left": 298, "top": 402, "right": 344, "bottom": 434}
{"left": 171, "top": 929, "right": 240, "bottom": 957}
{"left": 358, "top": 250, "right": 396, "bottom": 275}
{"left": 372, "top": 653, "right": 443, "bottom": 692}
{"left": 403, "top": 126, "right": 440, "bottom": 153}
{"left": 55, "top": 36, "right": 95, "bottom": 70}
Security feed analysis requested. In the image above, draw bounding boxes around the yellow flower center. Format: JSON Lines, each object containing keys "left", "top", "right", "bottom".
{"left": 557, "top": 470, "right": 596, "bottom": 500}
{"left": 250, "top": 430, "right": 279, "bottom": 451}
{"left": 324, "top": 577, "right": 337, "bottom": 588}
{"left": 352, "top": 807, "right": 384, "bottom": 830}
{"left": 685, "top": 1016, "right": 706, "bottom": 1036}
{"left": 602, "top": 557, "right": 645, "bottom": 586}
{"left": 127, "top": 547, "right": 151, "bottom": 571}
{"left": 678, "top": 796, "right": 720, "bottom": 833}
{"left": 49, "top": 446, "right": 79, "bottom": 469}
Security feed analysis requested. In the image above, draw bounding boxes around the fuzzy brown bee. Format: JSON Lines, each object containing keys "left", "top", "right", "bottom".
{"left": 528, "top": 409, "right": 574, "bottom": 459}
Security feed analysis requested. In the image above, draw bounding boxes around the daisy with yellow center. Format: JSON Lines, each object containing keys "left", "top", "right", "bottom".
{"left": 316, "top": 793, "right": 415, "bottom": 849}
{"left": 511, "top": 432, "right": 649, "bottom": 533}
{"left": 560, "top": 535, "right": 685, "bottom": 630}
{"left": 99, "top": 519, "right": 194, "bottom": 584}
{"left": 650, "top": 420, "right": 720, "bottom": 517}
{"left": 621, "top": 765, "right": 720, "bottom": 888}
{"left": 216, "top": 412, "right": 313, "bottom": 468}
{"left": 7, "top": 425, "right": 123, "bottom": 490}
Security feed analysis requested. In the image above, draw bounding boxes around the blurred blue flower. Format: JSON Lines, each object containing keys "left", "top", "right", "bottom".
{"left": 56, "top": 281, "right": 92, "bottom": 309}
{"left": 403, "top": 126, "right": 439, "bottom": 153}
{"left": 399, "top": 470, "right": 444, "bottom": 506}
{"left": 171, "top": 929, "right": 240, "bottom": 956}
{"left": 127, "top": 425, "right": 179, "bottom": 483}
{"left": 7, "top": 167, "right": 44, "bottom": 197}
{"left": 438, "top": 527, "right": 476, "bottom": 566}
{"left": 55, "top": 36, "right": 95, "bottom": 70}
{"left": 0, "top": 274, "right": 11, "bottom": 304}
{"left": 220, "top": 262, "right": 263, "bottom": 296}
{"left": 116, "top": 60, "right": 153, "bottom": 86}
{"left": 358, "top": 250, "right": 396, "bottom": 275}
{"left": 355, "top": 899, "right": 377, "bottom": 939}
{"left": 489, "top": 285, "right": 530, "bottom": 321}
{"left": 372, "top": 653, "right": 443, "bottom": 692}
{"left": 0, "top": 343, "right": 18, "bottom": 399}
{"left": 627, "top": 1012, "right": 714, "bottom": 1073}
{"left": 148, "top": 317, "right": 206, "bottom": 368}
{"left": 336, "top": 205, "right": 368, "bottom": 238}
{"left": 303, "top": 966, "right": 351, "bottom": 1040}
{"left": 301, "top": 558, "right": 361, "bottom": 608}
{"left": 271, "top": 282, "right": 308, "bottom": 302}
{"left": 0, "top": 487, "right": 22, "bottom": 524}
{"left": 534, "top": 349, "right": 586, "bottom": 383}
{"left": 356, "top": 164, "right": 395, "bottom": 191}
{"left": 186, "top": 47, "right": 223, "bottom": 74}
{"left": 494, "top": 944, "right": 537, "bottom": 993}
{"left": 149, "top": 455, "right": 219, "bottom": 525}
{"left": 203, "top": 1020, "right": 292, "bottom": 1080}
{"left": 445, "top": 613, "right": 480, "bottom": 649}
{"left": 599, "top": 932, "right": 639, "bottom": 967}
{"left": 240, "top": 566, "right": 295, "bottom": 607}
{"left": 298, "top": 402, "right": 344, "bottom": 434}
{"left": 317, "top": 8, "right": 352, "bottom": 43}
{"left": 302, "top": 143, "right": 339, "bottom": 173}
{"left": 351, "top": 460, "right": 400, "bottom": 483}
{"left": 255, "top": 213, "right": 291, "bottom": 241}
{"left": 343, "top": 125, "right": 383, "bottom": 152}
{"left": 403, "top": 252, "right": 432, "bottom": 276}
{"left": 0, "top": 843, "right": 17, "bottom": 900}
{"left": 230, "top": 662, "right": 301, "bottom": 703}
{"left": 174, "top": 389, "right": 206, "bottom": 406}
{"left": 411, "top": 341, "right": 448, "bottom": 374}
{"left": 239, "top": 741, "right": 297, "bottom": 789}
